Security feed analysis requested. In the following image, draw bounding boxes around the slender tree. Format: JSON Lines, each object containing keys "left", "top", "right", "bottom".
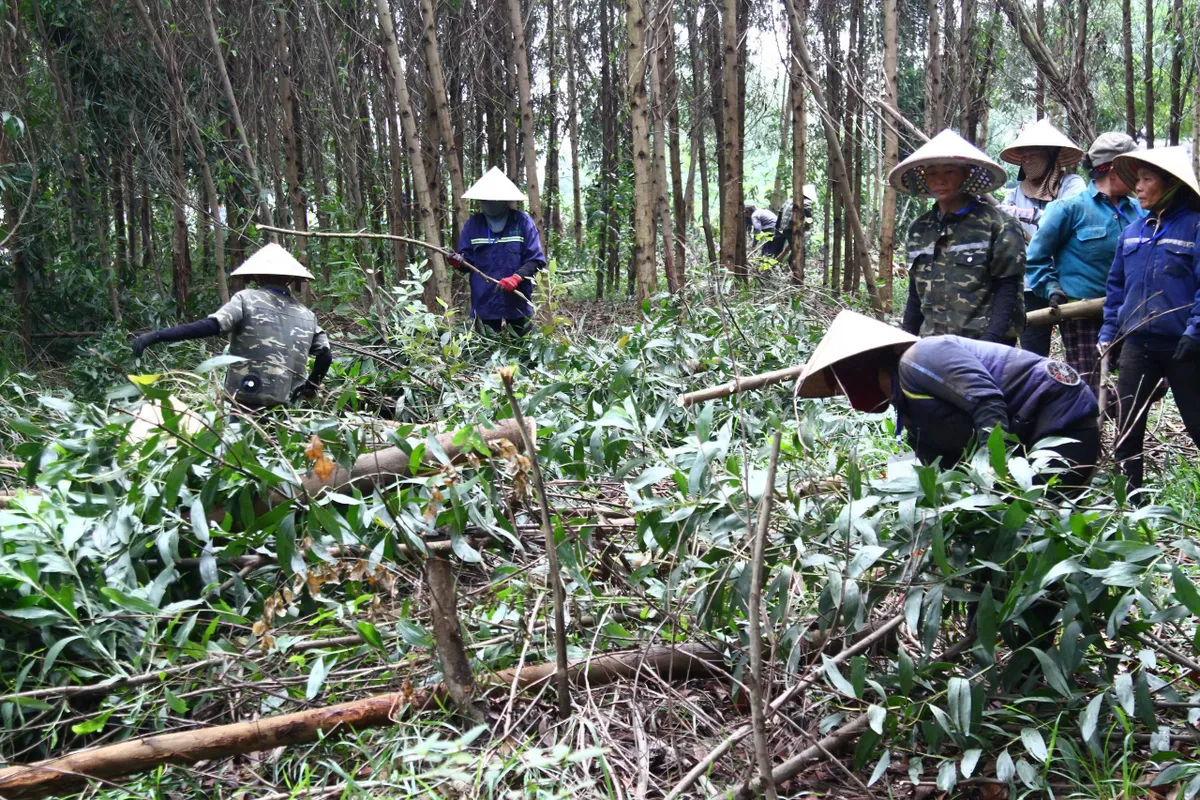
{"left": 1144, "top": 0, "right": 1155, "bottom": 146}
{"left": 419, "top": 0, "right": 469, "bottom": 247}
{"left": 1167, "top": 0, "right": 1183, "bottom": 144}
{"left": 505, "top": 0, "right": 544, "bottom": 240}
{"left": 879, "top": 0, "right": 899, "bottom": 304}
{"left": 627, "top": 0, "right": 657, "bottom": 300}
{"left": 565, "top": 0, "right": 584, "bottom": 248}
{"left": 719, "top": 0, "right": 744, "bottom": 278}
{"left": 788, "top": 0, "right": 807, "bottom": 285}
{"left": 925, "top": 0, "right": 942, "bottom": 134}
{"left": 1122, "top": 0, "right": 1136, "bottom": 136}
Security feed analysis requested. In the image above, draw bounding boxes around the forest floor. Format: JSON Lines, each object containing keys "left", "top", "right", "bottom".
{"left": 3, "top": 277, "right": 1200, "bottom": 800}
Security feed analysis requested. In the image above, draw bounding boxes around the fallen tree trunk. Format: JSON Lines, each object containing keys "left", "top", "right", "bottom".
{"left": 0, "top": 644, "right": 721, "bottom": 800}
{"left": 302, "top": 418, "right": 534, "bottom": 497}
{"left": 1025, "top": 297, "right": 1104, "bottom": 328}
{"left": 677, "top": 364, "right": 807, "bottom": 407}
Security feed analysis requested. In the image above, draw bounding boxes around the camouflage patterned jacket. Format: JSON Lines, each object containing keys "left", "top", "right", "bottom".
{"left": 209, "top": 288, "right": 329, "bottom": 407}
{"left": 903, "top": 200, "right": 1027, "bottom": 341}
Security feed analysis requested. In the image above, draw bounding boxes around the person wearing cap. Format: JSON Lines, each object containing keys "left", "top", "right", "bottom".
{"left": 447, "top": 167, "right": 546, "bottom": 335}
{"left": 889, "top": 130, "right": 1027, "bottom": 344}
{"left": 797, "top": 310, "right": 1101, "bottom": 492}
{"left": 1023, "top": 133, "right": 1143, "bottom": 396}
{"left": 996, "top": 119, "right": 1087, "bottom": 357}
{"left": 1098, "top": 146, "right": 1200, "bottom": 493}
{"left": 131, "top": 244, "right": 332, "bottom": 408}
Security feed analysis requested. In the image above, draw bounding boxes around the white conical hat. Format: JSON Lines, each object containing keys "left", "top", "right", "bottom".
{"left": 999, "top": 118, "right": 1084, "bottom": 168}
{"left": 230, "top": 243, "right": 314, "bottom": 280}
{"left": 888, "top": 130, "right": 1008, "bottom": 198}
{"left": 795, "top": 310, "right": 918, "bottom": 398}
{"left": 462, "top": 167, "right": 528, "bottom": 202}
{"left": 1112, "top": 146, "right": 1200, "bottom": 207}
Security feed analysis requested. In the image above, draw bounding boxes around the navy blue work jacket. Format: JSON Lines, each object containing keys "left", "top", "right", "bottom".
{"left": 892, "top": 336, "right": 1098, "bottom": 466}
{"left": 1099, "top": 208, "right": 1200, "bottom": 351}
{"left": 459, "top": 210, "right": 546, "bottom": 320}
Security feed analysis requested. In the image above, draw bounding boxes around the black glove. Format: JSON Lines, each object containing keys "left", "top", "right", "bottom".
{"left": 132, "top": 332, "right": 158, "bottom": 359}
{"left": 1174, "top": 334, "right": 1200, "bottom": 363}
{"left": 291, "top": 381, "right": 319, "bottom": 403}
{"left": 1049, "top": 291, "right": 1068, "bottom": 310}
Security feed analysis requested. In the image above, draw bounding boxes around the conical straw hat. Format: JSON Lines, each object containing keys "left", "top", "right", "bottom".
{"left": 230, "top": 243, "right": 314, "bottom": 280}
{"left": 795, "top": 310, "right": 918, "bottom": 398}
{"left": 462, "top": 167, "right": 528, "bottom": 202}
{"left": 887, "top": 129, "right": 1008, "bottom": 198}
{"left": 1112, "top": 146, "right": 1200, "bottom": 207}
{"left": 999, "top": 118, "right": 1084, "bottom": 168}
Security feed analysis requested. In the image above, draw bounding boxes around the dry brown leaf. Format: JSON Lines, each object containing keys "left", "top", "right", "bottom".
{"left": 304, "top": 434, "right": 324, "bottom": 461}
{"left": 312, "top": 455, "right": 335, "bottom": 482}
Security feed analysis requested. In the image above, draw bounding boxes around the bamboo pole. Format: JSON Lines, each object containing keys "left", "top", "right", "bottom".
{"left": 1024, "top": 297, "right": 1105, "bottom": 328}
{"left": 0, "top": 645, "right": 722, "bottom": 800}
{"left": 677, "top": 364, "right": 807, "bottom": 407}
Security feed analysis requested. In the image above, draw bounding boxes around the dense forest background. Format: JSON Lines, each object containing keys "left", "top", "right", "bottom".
{"left": 1, "top": 0, "right": 1196, "bottom": 360}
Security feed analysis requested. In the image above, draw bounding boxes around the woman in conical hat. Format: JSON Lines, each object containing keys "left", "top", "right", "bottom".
{"left": 447, "top": 167, "right": 546, "bottom": 336}
{"left": 132, "top": 244, "right": 332, "bottom": 409}
{"left": 1098, "top": 145, "right": 1200, "bottom": 495}
{"left": 888, "top": 130, "right": 1027, "bottom": 345}
{"left": 997, "top": 119, "right": 1087, "bottom": 357}
{"left": 797, "top": 310, "right": 1101, "bottom": 493}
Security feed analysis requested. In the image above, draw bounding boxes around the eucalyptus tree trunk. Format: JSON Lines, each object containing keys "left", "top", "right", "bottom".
{"left": 419, "top": 0, "right": 468, "bottom": 248}
{"left": 788, "top": 0, "right": 807, "bottom": 285}
{"left": 771, "top": 82, "right": 790, "bottom": 211}
{"left": 688, "top": 5, "right": 716, "bottom": 266}
{"left": 958, "top": 0, "right": 976, "bottom": 136}
{"left": 1144, "top": 0, "right": 1154, "bottom": 146}
{"left": 925, "top": 0, "right": 941, "bottom": 134}
{"left": 204, "top": 0, "right": 273, "bottom": 235}
{"left": 376, "top": 0, "right": 450, "bottom": 308}
{"left": 545, "top": 0, "right": 561, "bottom": 234}
{"left": 168, "top": 119, "right": 192, "bottom": 312}
{"left": 627, "top": 0, "right": 657, "bottom": 300}
{"left": 649, "top": 0, "right": 678, "bottom": 292}
{"left": 565, "top": 0, "right": 584, "bottom": 248}
{"left": 504, "top": 0, "right": 544, "bottom": 240}
{"left": 663, "top": 0, "right": 685, "bottom": 282}
{"left": 1035, "top": 0, "right": 1045, "bottom": 116}
{"left": 1122, "top": 0, "right": 1135, "bottom": 136}
{"left": 277, "top": 3, "right": 309, "bottom": 268}
{"left": 1167, "top": 0, "right": 1183, "bottom": 144}
{"left": 719, "top": 0, "right": 744, "bottom": 279}
{"left": 879, "top": 0, "right": 898, "bottom": 303}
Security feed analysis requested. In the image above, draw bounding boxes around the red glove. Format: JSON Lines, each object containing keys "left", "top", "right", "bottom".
{"left": 446, "top": 252, "right": 469, "bottom": 272}
{"left": 498, "top": 275, "right": 522, "bottom": 293}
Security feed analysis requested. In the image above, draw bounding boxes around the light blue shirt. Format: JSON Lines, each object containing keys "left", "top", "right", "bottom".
{"left": 1006, "top": 174, "right": 1087, "bottom": 238}
{"left": 1025, "top": 182, "right": 1144, "bottom": 301}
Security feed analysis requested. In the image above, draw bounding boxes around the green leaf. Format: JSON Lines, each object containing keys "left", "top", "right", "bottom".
{"left": 1134, "top": 670, "right": 1157, "bottom": 731}
{"left": 961, "top": 748, "right": 982, "bottom": 779}
{"left": 996, "top": 749, "right": 1015, "bottom": 782}
{"left": 306, "top": 655, "right": 330, "bottom": 700}
{"left": 356, "top": 621, "right": 386, "bottom": 651}
{"left": 71, "top": 709, "right": 113, "bottom": 735}
{"left": 1115, "top": 672, "right": 1135, "bottom": 715}
{"left": 988, "top": 425, "right": 1008, "bottom": 477}
{"left": 99, "top": 588, "right": 160, "bottom": 615}
{"left": 931, "top": 528, "right": 952, "bottom": 576}
{"left": 1030, "top": 647, "right": 1073, "bottom": 699}
{"left": 1020, "top": 727, "right": 1048, "bottom": 763}
{"left": 1080, "top": 693, "right": 1104, "bottom": 742}
{"left": 937, "top": 760, "right": 957, "bottom": 792}
{"left": 164, "top": 686, "right": 189, "bottom": 714}
{"left": 898, "top": 644, "right": 914, "bottom": 695}
{"left": 976, "top": 584, "right": 997, "bottom": 661}
{"left": 195, "top": 354, "right": 247, "bottom": 374}
{"left": 868, "top": 750, "right": 890, "bottom": 786}
{"left": 948, "top": 677, "right": 972, "bottom": 734}
{"left": 868, "top": 704, "right": 886, "bottom": 734}
{"left": 821, "top": 654, "right": 858, "bottom": 698}
{"left": 1172, "top": 567, "right": 1200, "bottom": 616}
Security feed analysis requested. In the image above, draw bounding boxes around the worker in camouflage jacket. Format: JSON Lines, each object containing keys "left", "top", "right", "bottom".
{"left": 889, "top": 130, "right": 1028, "bottom": 344}
{"left": 132, "top": 244, "right": 332, "bottom": 409}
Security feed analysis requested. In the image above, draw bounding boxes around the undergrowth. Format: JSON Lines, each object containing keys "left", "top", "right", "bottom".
{"left": 2, "top": 273, "right": 1200, "bottom": 799}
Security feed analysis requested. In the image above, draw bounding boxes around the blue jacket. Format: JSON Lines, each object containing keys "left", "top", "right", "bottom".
{"left": 893, "top": 336, "right": 1098, "bottom": 466}
{"left": 1026, "top": 183, "right": 1144, "bottom": 301}
{"left": 1099, "top": 209, "right": 1200, "bottom": 350}
{"left": 459, "top": 210, "right": 546, "bottom": 320}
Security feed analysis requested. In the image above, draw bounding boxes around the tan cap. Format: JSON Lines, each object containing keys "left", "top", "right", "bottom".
{"left": 1086, "top": 132, "right": 1138, "bottom": 168}
{"left": 888, "top": 129, "right": 1008, "bottom": 198}
{"left": 230, "top": 243, "right": 314, "bottom": 281}
{"left": 795, "top": 310, "right": 918, "bottom": 398}
{"left": 999, "top": 118, "right": 1084, "bottom": 169}
{"left": 462, "top": 167, "right": 528, "bottom": 202}
{"left": 1113, "top": 146, "right": 1200, "bottom": 207}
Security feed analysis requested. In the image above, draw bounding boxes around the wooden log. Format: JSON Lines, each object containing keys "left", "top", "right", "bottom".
{"left": 301, "top": 418, "right": 534, "bottom": 497}
{"left": 1025, "top": 297, "right": 1105, "bottom": 328}
{"left": 0, "top": 644, "right": 722, "bottom": 800}
{"left": 677, "top": 364, "right": 807, "bottom": 407}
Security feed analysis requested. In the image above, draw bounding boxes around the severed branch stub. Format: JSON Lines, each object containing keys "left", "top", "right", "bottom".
{"left": 426, "top": 555, "right": 485, "bottom": 722}
{"left": 497, "top": 365, "right": 572, "bottom": 721}
{"left": 677, "top": 363, "right": 808, "bottom": 407}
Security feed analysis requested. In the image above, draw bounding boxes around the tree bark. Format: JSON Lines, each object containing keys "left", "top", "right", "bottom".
{"left": 1122, "top": 0, "right": 1136, "bottom": 136}
{"left": 1167, "top": 0, "right": 1183, "bottom": 144}
{"left": 375, "top": 0, "right": 451, "bottom": 308}
{"left": 664, "top": 0, "right": 686, "bottom": 283}
{"left": 689, "top": 5, "right": 717, "bottom": 266}
{"left": 1035, "top": 0, "right": 1045, "bottom": 116}
{"left": 628, "top": 0, "right": 658, "bottom": 300}
{"left": 545, "top": 0, "right": 561, "bottom": 235}
{"left": 719, "top": 0, "right": 744, "bottom": 278}
{"left": 425, "top": 557, "right": 483, "bottom": 720}
{"left": 649, "top": 0, "right": 678, "bottom": 292}
{"left": 784, "top": 0, "right": 882, "bottom": 312}
{"left": 1144, "top": 0, "right": 1154, "bottom": 146}
{"left": 419, "top": 0, "right": 468, "bottom": 245}
{"left": 789, "top": 0, "right": 807, "bottom": 285}
{"left": 958, "top": 0, "right": 976, "bottom": 136}
{"left": 204, "top": 0, "right": 274, "bottom": 233}
{"left": 925, "top": 0, "right": 941, "bottom": 134}
{"left": 879, "top": 0, "right": 898, "bottom": 304}
{"left": 277, "top": 3, "right": 309, "bottom": 269}
{"left": 168, "top": 118, "right": 192, "bottom": 314}
{"left": 505, "top": 0, "right": 545, "bottom": 240}
{"left": 565, "top": 0, "right": 584, "bottom": 249}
